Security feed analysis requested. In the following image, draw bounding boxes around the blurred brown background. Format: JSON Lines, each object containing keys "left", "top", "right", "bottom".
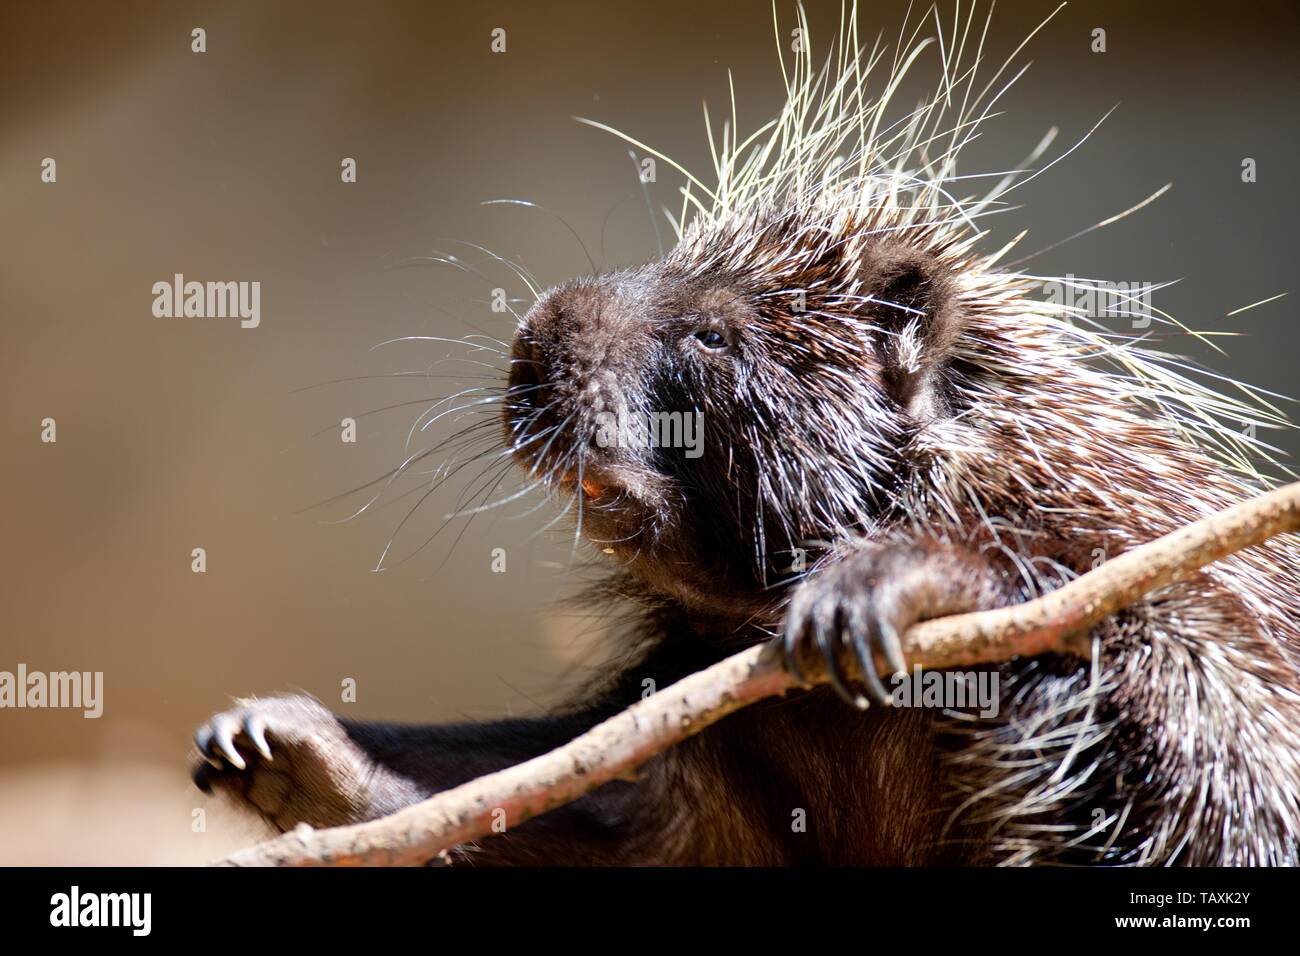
{"left": 0, "top": 0, "right": 1296, "bottom": 863}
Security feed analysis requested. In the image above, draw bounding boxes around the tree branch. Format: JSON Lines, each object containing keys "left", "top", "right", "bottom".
{"left": 216, "top": 481, "right": 1300, "bottom": 866}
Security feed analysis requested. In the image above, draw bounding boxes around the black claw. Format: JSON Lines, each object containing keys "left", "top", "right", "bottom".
{"left": 780, "top": 557, "right": 920, "bottom": 710}
{"left": 782, "top": 618, "right": 809, "bottom": 685}
{"left": 848, "top": 603, "right": 891, "bottom": 706}
{"left": 877, "top": 614, "right": 908, "bottom": 680}
{"left": 814, "top": 599, "right": 858, "bottom": 705}
{"left": 192, "top": 763, "right": 214, "bottom": 794}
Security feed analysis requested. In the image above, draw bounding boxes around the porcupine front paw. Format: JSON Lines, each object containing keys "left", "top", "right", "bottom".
{"left": 780, "top": 540, "right": 1005, "bottom": 707}
{"left": 192, "top": 694, "right": 382, "bottom": 831}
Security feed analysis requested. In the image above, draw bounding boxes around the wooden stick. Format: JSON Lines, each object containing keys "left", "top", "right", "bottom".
{"left": 216, "top": 481, "right": 1300, "bottom": 866}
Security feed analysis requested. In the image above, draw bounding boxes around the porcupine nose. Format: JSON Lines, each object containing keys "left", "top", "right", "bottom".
{"left": 502, "top": 319, "right": 548, "bottom": 453}
{"left": 502, "top": 280, "right": 634, "bottom": 467}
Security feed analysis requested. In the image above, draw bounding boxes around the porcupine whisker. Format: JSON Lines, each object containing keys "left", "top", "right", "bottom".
{"left": 297, "top": 431, "right": 469, "bottom": 517}
{"left": 370, "top": 334, "right": 510, "bottom": 357}
{"left": 481, "top": 199, "right": 598, "bottom": 275}
{"left": 529, "top": 492, "right": 579, "bottom": 544}
{"left": 308, "top": 395, "right": 494, "bottom": 444}
{"left": 405, "top": 400, "right": 503, "bottom": 453}
{"left": 384, "top": 451, "right": 523, "bottom": 572}
{"left": 462, "top": 332, "right": 515, "bottom": 353}
{"left": 406, "top": 448, "right": 510, "bottom": 493}
{"left": 410, "top": 389, "right": 522, "bottom": 445}
{"left": 596, "top": 195, "right": 644, "bottom": 268}
{"left": 437, "top": 236, "right": 546, "bottom": 301}
{"left": 341, "top": 439, "right": 503, "bottom": 527}
{"left": 316, "top": 418, "right": 506, "bottom": 524}
{"left": 289, "top": 369, "right": 501, "bottom": 394}
{"left": 444, "top": 467, "right": 557, "bottom": 519}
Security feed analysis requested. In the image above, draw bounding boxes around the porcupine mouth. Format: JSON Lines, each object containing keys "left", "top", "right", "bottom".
{"left": 509, "top": 418, "right": 673, "bottom": 551}
{"left": 543, "top": 453, "right": 670, "bottom": 527}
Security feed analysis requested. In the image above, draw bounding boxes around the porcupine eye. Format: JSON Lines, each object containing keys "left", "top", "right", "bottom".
{"left": 691, "top": 328, "right": 729, "bottom": 351}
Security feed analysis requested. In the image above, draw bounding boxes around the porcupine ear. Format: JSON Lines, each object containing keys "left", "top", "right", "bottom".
{"left": 861, "top": 242, "right": 964, "bottom": 421}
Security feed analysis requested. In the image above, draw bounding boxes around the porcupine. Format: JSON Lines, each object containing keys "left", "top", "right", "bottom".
{"left": 193, "top": 4, "right": 1300, "bottom": 865}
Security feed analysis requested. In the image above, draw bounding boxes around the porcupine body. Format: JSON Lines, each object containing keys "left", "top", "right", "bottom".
{"left": 194, "top": 5, "right": 1300, "bottom": 865}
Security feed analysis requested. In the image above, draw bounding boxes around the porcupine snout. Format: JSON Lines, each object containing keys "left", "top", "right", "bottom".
{"left": 503, "top": 276, "right": 651, "bottom": 475}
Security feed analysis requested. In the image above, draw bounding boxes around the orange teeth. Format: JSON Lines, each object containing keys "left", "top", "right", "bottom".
{"left": 555, "top": 470, "right": 607, "bottom": 498}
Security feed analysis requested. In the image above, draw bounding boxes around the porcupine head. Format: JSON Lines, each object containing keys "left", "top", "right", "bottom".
{"left": 504, "top": 7, "right": 1066, "bottom": 624}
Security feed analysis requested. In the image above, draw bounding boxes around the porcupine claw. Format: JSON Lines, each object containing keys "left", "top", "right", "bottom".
{"left": 196, "top": 712, "right": 247, "bottom": 770}
{"left": 782, "top": 570, "right": 869, "bottom": 707}
{"left": 780, "top": 551, "right": 921, "bottom": 709}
